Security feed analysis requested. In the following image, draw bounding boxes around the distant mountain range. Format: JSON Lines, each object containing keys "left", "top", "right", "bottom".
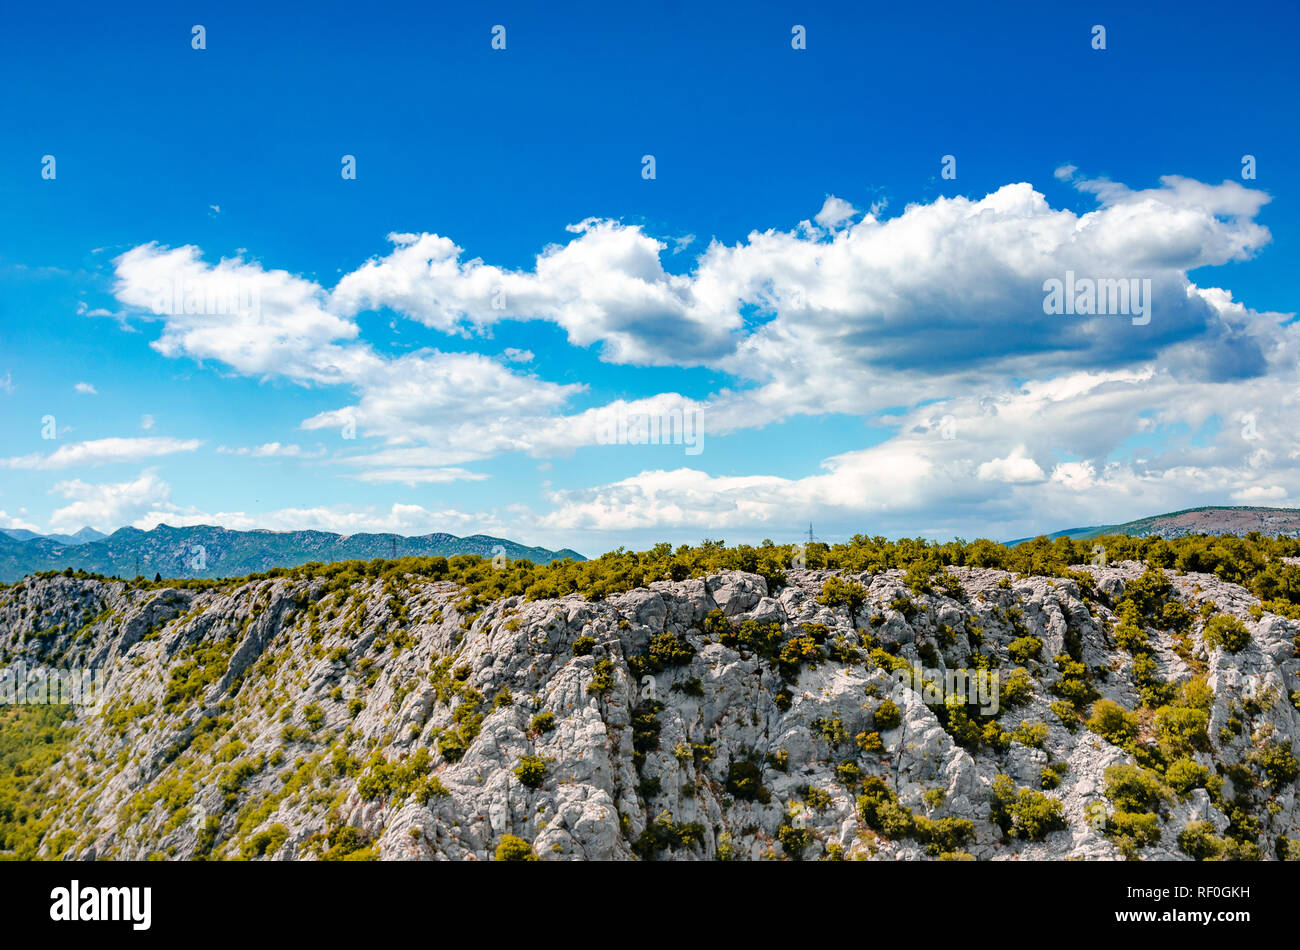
{"left": 0, "top": 524, "right": 585, "bottom": 583}
{"left": 0, "top": 526, "right": 107, "bottom": 546}
{"left": 1006, "top": 505, "right": 1300, "bottom": 545}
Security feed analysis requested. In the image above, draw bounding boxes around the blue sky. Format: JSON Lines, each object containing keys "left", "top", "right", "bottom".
{"left": 1, "top": 0, "right": 1297, "bottom": 553}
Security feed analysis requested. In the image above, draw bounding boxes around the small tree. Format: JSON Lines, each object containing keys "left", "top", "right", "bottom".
{"left": 513, "top": 755, "right": 547, "bottom": 789}
{"left": 1203, "top": 615, "right": 1250, "bottom": 653}
{"left": 494, "top": 834, "right": 538, "bottom": 861}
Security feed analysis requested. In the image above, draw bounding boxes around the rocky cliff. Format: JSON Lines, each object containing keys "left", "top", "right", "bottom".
{"left": 2, "top": 558, "right": 1297, "bottom": 861}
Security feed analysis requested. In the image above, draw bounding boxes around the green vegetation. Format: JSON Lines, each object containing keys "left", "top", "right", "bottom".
{"left": 311, "top": 825, "right": 376, "bottom": 861}
{"left": 990, "top": 775, "right": 1067, "bottom": 841}
{"left": 873, "top": 699, "right": 901, "bottom": 731}
{"left": 587, "top": 659, "right": 615, "bottom": 696}
{"left": 1101, "top": 763, "right": 1172, "bottom": 858}
{"left": 494, "top": 833, "right": 538, "bottom": 861}
{"left": 356, "top": 748, "right": 443, "bottom": 803}
{"left": 0, "top": 705, "right": 75, "bottom": 860}
{"left": 819, "top": 576, "right": 867, "bottom": 618}
{"left": 240, "top": 822, "right": 289, "bottom": 859}
{"left": 19, "top": 530, "right": 1300, "bottom": 621}
{"left": 1178, "top": 820, "right": 1226, "bottom": 861}
{"left": 628, "top": 631, "right": 695, "bottom": 678}
{"left": 1203, "top": 615, "right": 1251, "bottom": 653}
{"left": 855, "top": 777, "right": 975, "bottom": 855}
{"left": 1087, "top": 699, "right": 1140, "bottom": 749}
{"left": 1006, "top": 636, "right": 1043, "bottom": 664}
{"left": 163, "top": 635, "right": 237, "bottom": 710}
{"left": 725, "top": 759, "right": 769, "bottom": 803}
{"left": 529, "top": 711, "right": 556, "bottom": 734}
{"left": 513, "top": 755, "right": 548, "bottom": 789}
{"left": 633, "top": 812, "right": 705, "bottom": 859}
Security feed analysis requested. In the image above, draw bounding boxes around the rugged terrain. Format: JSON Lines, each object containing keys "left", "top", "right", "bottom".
{"left": 1, "top": 554, "right": 1298, "bottom": 861}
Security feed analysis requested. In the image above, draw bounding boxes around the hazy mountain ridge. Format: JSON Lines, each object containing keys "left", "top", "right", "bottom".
{"left": 1009, "top": 506, "right": 1300, "bottom": 545}
{"left": 0, "top": 524, "right": 584, "bottom": 583}
{"left": 2, "top": 551, "right": 1297, "bottom": 862}
{"left": 0, "top": 527, "right": 106, "bottom": 547}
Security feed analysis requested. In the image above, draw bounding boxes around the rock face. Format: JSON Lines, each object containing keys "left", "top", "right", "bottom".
{"left": 1, "top": 561, "right": 1297, "bottom": 861}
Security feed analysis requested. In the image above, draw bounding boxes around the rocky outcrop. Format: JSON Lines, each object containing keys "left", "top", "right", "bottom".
{"left": 1, "top": 561, "right": 1296, "bottom": 861}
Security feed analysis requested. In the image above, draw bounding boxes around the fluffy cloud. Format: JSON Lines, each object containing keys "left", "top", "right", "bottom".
{"left": 1, "top": 437, "right": 203, "bottom": 471}
{"left": 813, "top": 195, "right": 859, "bottom": 231}
{"left": 298, "top": 350, "right": 583, "bottom": 455}
{"left": 330, "top": 222, "right": 740, "bottom": 365}
{"left": 48, "top": 470, "right": 173, "bottom": 532}
{"left": 0, "top": 510, "right": 40, "bottom": 532}
{"left": 94, "top": 172, "right": 1297, "bottom": 542}
{"left": 978, "top": 449, "right": 1047, "bottom": 484}
{"left": 112, "top": 243, "right": 371, "bottom": 385}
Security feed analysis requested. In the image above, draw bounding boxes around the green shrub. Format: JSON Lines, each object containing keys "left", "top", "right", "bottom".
{"left": 513, "top": 755, "right": 547, "bottom": 789}
{"left": 1001, "top": 667, "right": 1034, "bottom": 707}
{"left": 1107, "top": 810, "right": 1162, "bottom": 858}
{"left": 990, "top": 775, "right": 1066, "bottom": 841}
{"left": 356, "top": 747, "right": 434, "bottom": 801}
{"left": 1165, "top": 757, "right": 1210, "bottom": 797}
{"left": 494, "top": 834, "right": 538, "bottom": 861}
{"left": 777, "top": 635, "right": 823, "bottom": 679}
{"left": 1039, "top": 762, "right": 1066, "bottom": 789}
{"left": 855, "top": 731, "right": 884, "bottom": 753}
{"left": 803, "top": 786, "right": 833, "bottom": 809}
{"left": 1250, "top": 742, "right": 1299, "bottom": 789}
{"left": 1178, "top": 820, "right": 1225, "bottom": 861}
{"left": 725, "top": 760, "right": 769, "bottom": 803}
{"left": 915, "top": 815, "right": 975, "bottom": 856}
{"left": 1050, "top": 655, "right": 1096, "bottom": 708}
{"left": 1007, "top": 636, "right": 1043, "bottom": 664}
{"left": 874, "top": 699, "right": 902, "bottom": 731}
{"left": 633, "top": 812, "right": 705, "bottom": 859}
{"left": 1154, "top": 704, "right": 1210, "bottom": 755}
{"left": 629, "top": 632, "right": 695, "bottom": 677}
{"left": 530, "top": 711, "right": 556, "bottom": 733}
{"left": 835, "top": 760, "right": 862, "bottom": 788}
{"left": 319, "top": 825, "right": 374, "bottom": 861}
{"left": 303, "top": 703, "right": 325, "bottom": 730}
{"left": 1010, "top": 721, "right": 1049, "bottom": 749}
{"left": 819, "top": 576, "right": 867, "bottom": 617}
{"left": 1104, "top": 763, "right": 1169, "bottom": 813}
{"left": 1203, "top": 615, "right": 1250, "bottom": 653}
{"left": 240, "top": 823, "right": 290, "bottom": 859}
{"left": 812, "top": 713, "right": 849, "bottom": 746}
{"left": 587, "top": 659, "right": 615, "bottom": 695}
{"left": 718, "top": 619, "right": 783, "bottom": 660}
{"left": 1086, "top": 699, "right": 1139, "bottom": 748}
{"left": 856, "top": 777, "right": 920, "bottom": 841}
{"left": 1277, "top": 836, "right": 1300, "bottom": 861}
{"left": 777, "top": 820, "right": 812, "bottom": 859}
